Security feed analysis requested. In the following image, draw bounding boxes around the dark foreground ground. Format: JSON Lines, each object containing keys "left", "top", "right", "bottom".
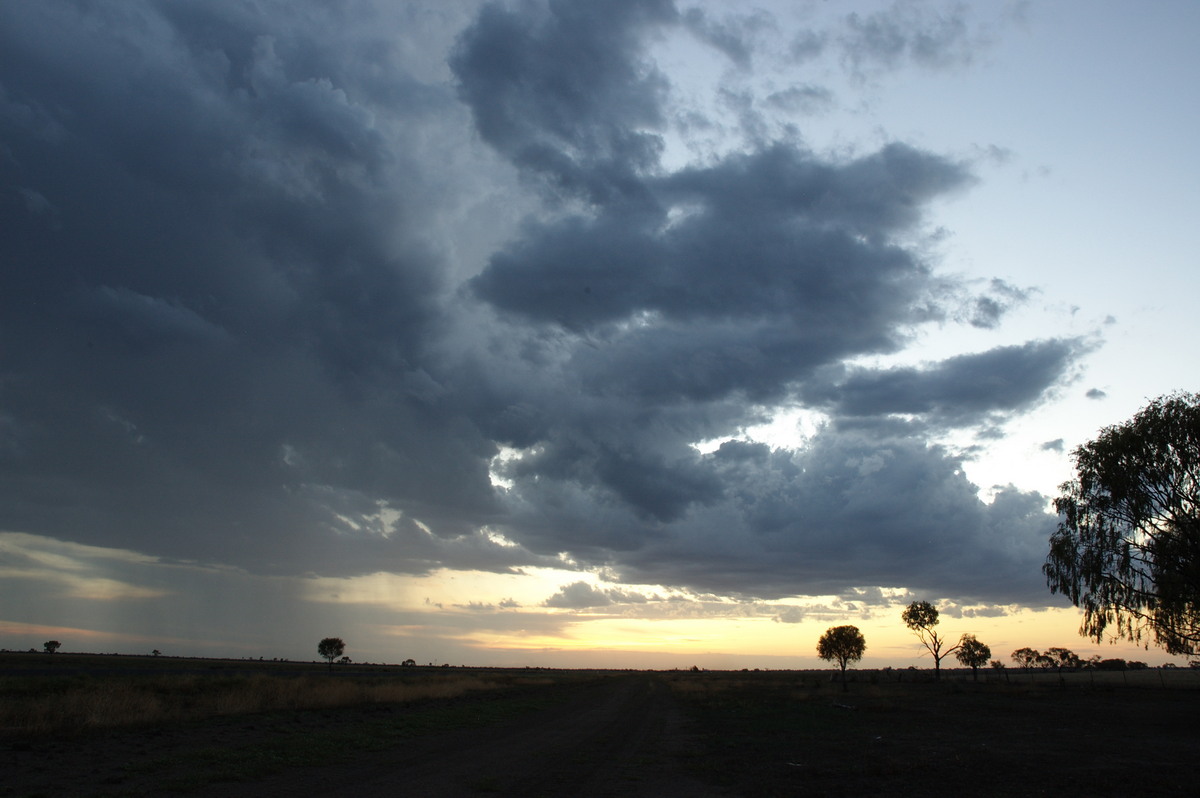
{"left": 5, "top": 663, "right": 1199, "bottom": 797}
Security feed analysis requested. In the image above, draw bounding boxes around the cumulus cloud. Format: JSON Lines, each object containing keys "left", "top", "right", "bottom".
{"left": 774, "top": 607, "right": 806, "bottom": 624}
{"left": 544, "top": 581, "right": 613, "bottom": 609}
{"left": 543, "top": 581, "right": 656, "bottom": 609}
{"left": 0, "top": 0, "right": 1088, "bottom": 616}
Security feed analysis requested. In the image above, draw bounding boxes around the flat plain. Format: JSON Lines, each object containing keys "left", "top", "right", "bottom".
{"left": 3, "top": 653, "right": 1198, "bottom": 797}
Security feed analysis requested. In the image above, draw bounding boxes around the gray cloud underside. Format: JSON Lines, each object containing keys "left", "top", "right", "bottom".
{"left": 802, "top": 338, "right": 1091, "bottom": 426}
{"left": 1, "top": 0, "right": 1085, "bottom": 607}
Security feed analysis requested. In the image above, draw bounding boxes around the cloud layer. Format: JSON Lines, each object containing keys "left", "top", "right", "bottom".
{"left": 1, "top": 0, "right": 1085, "bottom": 610}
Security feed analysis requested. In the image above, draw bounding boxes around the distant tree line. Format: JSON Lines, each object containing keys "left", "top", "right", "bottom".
{"left": 1009, "top": 647, "right": 1148, "bottom": 672}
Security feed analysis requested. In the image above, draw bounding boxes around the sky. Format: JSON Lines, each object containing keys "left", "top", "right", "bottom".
{"left": 2, "top": 0, "right": 1198, "bottom": 669}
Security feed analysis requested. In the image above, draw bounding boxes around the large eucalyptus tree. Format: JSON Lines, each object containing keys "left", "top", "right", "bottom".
{"left": 1045, "top": 393, "right": 1200, "bottom": 654}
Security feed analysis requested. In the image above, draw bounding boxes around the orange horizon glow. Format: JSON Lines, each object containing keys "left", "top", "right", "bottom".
{"left": 2, "top": 534, "right": 1191, "bottom": 669}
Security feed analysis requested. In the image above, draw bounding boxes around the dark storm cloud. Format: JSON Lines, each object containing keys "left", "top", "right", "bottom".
{"left": 2, "top": 0, "right": 1087, "bottom": 611}
{"left": 574, "top": 432, "right": 1058, "bottom": 604}
{"left": 450, "top": 0, "right": 676, "bottom": 205}
{"left": 81, "top": 286, "right": 235, "bottom": 350}
{"left": 802, "top": 338, "right": 1089, "bottom": 427}
{"left": 0, "top": 0, "right": 514, "bottom": 575}
{"left": 472, "top": 142, "right": 975, "bottom": 404}
{"left": 450, "top": 1, "right": 1077, "bottom": 605}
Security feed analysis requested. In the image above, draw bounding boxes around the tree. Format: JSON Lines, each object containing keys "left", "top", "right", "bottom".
{"left": 1011, "top": 647, "right": 1040, "bottom": 670}
{"left": 816, "top": 625, "right": 867, "bottom": 691}
{"left": 317, "top": 637, "right": 345, "bottom": 670}
{"left": 43, "top": 640, "right": 60, "bottom": 654}
{"left": 901, "top": 601, "right": 960, "bottom": 680}
{"left": 1045, "top": 392, "right": 1200, "bottom": 655}
{"left": 1045, "top": 647, "right": 1080, "bottom": 671}
{"left": 955, "top": 634, "right": 991, "bottom": 681}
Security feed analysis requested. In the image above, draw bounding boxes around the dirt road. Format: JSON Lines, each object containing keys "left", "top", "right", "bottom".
{"left": 231, "top": 675, "right": 725, "bottom": 797}
{"left": 6, "top": 675, "right": 728, "bottom": 797}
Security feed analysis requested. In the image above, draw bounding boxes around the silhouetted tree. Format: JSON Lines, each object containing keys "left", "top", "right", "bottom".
{"left": 1011, "top": 647, "right": 1040, "bottom": 670}
{"left": 1045, "top": 392, "right": 1200, "bottom": 654}
{"left": 817, "top": 625, "right": 867, "bottom": 691}
{"left": 901, "top": 601, "right": 960, "bottom": 680}
{"left": 317, "top": 637, "right": 345, "bottom": 670}
{"left": 43, "top": 640, "right": 60, "bottom": 654}
{"left": 955, "top": 634, "right": 991, "bottom": 681}
{"left": 1045, "top": 647, "right": 1080, "bottom": 670}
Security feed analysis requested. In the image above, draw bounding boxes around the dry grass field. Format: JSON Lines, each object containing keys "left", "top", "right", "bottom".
{"left": 662, "top": 667, "right": 1200, "bottom": 796}
{"left": 4, "top": 653, "right": 1200, "bottom": 796}
{"left": 0, "top": 652, "right": 566, "bottom": 736}
{"left": 3, "top": 660, "right": 494, "bottom": 736}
